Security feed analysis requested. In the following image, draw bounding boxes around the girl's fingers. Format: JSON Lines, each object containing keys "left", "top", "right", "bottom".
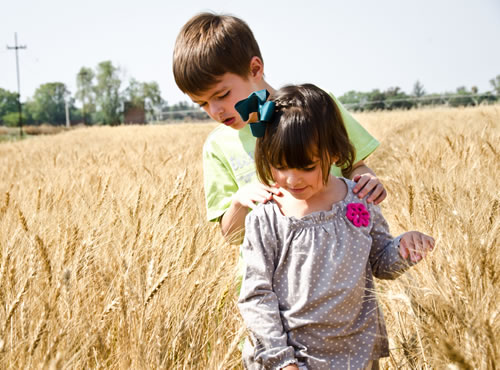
{"left": 399, "top": 240, "right": 410, "bottom": 259}
{"left": 413, "top": 233, "right": 425, "bottom": 261}
{"left": 427, "top": 236, "right": 436, "bottom": 250}
{"left": 400, "top": 232, "right": 435, "bottom": 262}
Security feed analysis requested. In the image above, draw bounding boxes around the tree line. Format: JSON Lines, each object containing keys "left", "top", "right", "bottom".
{"left": 1, "top": 69, "right": 499, "bottom": 126}
{"left": 0, "top": 60, "right": 205, "bottom": 127}
{"left": 338, "top": 77, "right": 500, "bottom": 111}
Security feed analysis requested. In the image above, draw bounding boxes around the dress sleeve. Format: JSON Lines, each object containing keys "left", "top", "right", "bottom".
{"left": 368, "top": 204, "right": 417, "bottom": 279}
{"left": 329, "top": 94, "right": 380, "bottom": 177}
{"left": 238, "top": 211, "right": 297, "bottom": 369}
{"left": 202, "top": 139, "right": 238, "bottom": 222}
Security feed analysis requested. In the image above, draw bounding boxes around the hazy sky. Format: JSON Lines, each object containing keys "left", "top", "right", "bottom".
{"left": 1, "top": 0, "right": 499, "bottom": 105}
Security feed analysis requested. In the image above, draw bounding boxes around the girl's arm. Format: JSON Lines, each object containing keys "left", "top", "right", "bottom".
{"left": 238, "top": 211, "right": 297, "bottom": 369}
{"left": 368, "top": 203, "right": 433, "bottom": 279}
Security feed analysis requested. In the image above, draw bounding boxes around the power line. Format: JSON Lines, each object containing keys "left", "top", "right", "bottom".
{"left": 7, "top": 32, "right": 27, "bottom": 137}
{"left": 342, "top": 93, "right": 495, "bottom": 110}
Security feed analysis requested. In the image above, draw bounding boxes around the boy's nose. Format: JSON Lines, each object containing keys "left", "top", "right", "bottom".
{"left": 210, "top": 102, "right": 224, "bottom": 118}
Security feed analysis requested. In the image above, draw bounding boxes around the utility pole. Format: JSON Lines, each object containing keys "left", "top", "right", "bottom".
{"left": 7, "top": 33, "right": 27, "bottom": 137}
{"left": 65, "top": 99, "right": 70, "bottom": 128}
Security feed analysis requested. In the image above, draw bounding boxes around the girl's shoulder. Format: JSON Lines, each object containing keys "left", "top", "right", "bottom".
{"left": 247, "top": 200, "right": 281, "bottom": 224}
{"left": 337, "top": 177, "right": 359, "bottom": 202}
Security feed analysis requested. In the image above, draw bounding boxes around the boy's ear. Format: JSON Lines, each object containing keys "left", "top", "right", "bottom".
{"left": 249, "top": 56, "right": 264, "bottom": 80}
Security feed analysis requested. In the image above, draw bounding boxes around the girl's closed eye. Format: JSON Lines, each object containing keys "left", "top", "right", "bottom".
{"left": 302, "top": 165, "right": 317, "bottom": 172}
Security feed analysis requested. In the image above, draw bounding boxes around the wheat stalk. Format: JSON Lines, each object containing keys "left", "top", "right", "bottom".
{"left": 35, "top": 235, "right": 53, "bottom": 284}
{"left": 3, "top": 269, "right": 35, "bottom": 334}
{"left": 29, "top": 309, "right": 47, "bottom": 356}
{"left": 144, "top": 270, "right": 169, "bottom": 307}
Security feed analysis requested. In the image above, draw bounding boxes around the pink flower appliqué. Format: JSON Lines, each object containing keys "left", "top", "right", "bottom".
{"left": 346, "top": 203, "right": 370, "bottom": 227}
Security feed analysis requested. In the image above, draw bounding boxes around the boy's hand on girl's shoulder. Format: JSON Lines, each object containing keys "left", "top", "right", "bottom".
{"left": 399, "top": 231, "right": 435, "bottom": 263}
{"left": 353, "top": 174, "right": 387, "bottom": 204}
{"left": 234, "top": 183, "right": 282, "bottom": 210}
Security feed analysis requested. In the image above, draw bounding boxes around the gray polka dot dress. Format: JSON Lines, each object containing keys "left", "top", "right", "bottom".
{"left": 238, "top": 178, "right": 414, "bottom": 370}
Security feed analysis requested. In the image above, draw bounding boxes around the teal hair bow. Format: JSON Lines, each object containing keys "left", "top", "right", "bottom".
{"left": 234, "top": 89, "right": 275, "bottom": 138}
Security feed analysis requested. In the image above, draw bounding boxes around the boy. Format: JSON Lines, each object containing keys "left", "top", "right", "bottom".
{"left": 173, "top": 12, "right": 386, "bottom": 243}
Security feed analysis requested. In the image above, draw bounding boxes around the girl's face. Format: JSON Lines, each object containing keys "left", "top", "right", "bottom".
{"left": 270, "top": 159, "right": 327, "bottom": 201}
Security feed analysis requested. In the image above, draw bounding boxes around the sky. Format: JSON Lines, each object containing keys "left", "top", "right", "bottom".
{"left": 1, "top": 0, "right": 499, "bottom": 106}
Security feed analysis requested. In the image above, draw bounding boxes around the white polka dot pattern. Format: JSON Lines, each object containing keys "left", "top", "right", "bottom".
{"left": 238, "top": 178, "right": 413, "bottom": 369}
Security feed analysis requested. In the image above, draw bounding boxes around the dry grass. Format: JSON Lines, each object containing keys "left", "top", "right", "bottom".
{"left": 0, "top": 105, "right": 498, "bottom": 369}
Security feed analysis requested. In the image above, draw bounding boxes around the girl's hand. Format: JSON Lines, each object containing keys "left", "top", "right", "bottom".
{"left": 353, "top": 173, "right": 387, "bottom": 204}
{"left": 399, "top": 231, "right": 435, "bottom": 262}
{"left": 233, "top": 183, "right": 282, "bottom": 209}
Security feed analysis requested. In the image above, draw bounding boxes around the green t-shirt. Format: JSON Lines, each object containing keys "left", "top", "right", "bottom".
{"left": 202, "top": 94, "right": 379, "bottom": 222}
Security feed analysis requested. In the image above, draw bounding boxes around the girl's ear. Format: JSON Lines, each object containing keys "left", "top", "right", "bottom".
{"left": 249, "top": 56, "right": 264, "bottom": 80}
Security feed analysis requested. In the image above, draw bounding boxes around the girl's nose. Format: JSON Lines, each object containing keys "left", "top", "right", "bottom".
{"left": 284, "top": 171, "right": 300, "bottom": 186}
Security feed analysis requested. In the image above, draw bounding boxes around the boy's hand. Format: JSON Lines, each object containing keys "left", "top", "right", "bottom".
{"left": 353, "top": 173, "right": 387, "bottom": 204}
{"left": 233, "top": 183, "right": 282, "bottom": 209}
{"left": 399, "top": 231, "right": 435, "bottom": 262}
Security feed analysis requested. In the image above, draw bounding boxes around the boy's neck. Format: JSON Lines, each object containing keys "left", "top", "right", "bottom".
{"left": 259, "top": 79, "right": 275, "bottom": 96}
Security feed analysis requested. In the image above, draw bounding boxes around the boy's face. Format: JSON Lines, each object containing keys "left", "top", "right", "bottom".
{"left": 188, "top": 72, "right": 262, "bottom": 130}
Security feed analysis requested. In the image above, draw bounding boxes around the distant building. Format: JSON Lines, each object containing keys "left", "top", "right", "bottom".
{"left": 124, "top": 101, "right": 146, "bottom": 124}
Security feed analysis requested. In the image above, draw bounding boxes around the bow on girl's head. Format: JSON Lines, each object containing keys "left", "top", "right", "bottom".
{"left": 234, "top": 89, "right": 275, "bottom": 138}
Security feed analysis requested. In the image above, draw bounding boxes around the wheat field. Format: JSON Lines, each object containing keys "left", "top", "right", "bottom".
{"left": 0, "top": 105, "right": 498, "bottom": 369}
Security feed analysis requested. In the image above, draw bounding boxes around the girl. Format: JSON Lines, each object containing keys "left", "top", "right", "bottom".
{"left": 236, "top": 84, "right": 435, "bottom": 370}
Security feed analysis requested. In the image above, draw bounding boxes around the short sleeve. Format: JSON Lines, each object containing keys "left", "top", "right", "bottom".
{"left": 329, "top": 93, "right": 380, "bottom": 176}
{"left": 203, "top": 138, "right": 238, "bottom": 222}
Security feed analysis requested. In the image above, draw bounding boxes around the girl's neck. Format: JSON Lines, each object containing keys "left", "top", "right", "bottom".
{"left": 274, "top": 176, "right": 348, "bottom": 218}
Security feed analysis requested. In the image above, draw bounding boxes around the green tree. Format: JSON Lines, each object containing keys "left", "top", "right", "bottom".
{"left": 125, "top": 79, "right": 164, "bottom": 121}
{"left": 94, "top": 61, "right": 122, "bottom": 125}
{"left": 76, "top": 67, "right": 95, "bottom": 125}
{"left": 490, "top": 75, "right": 500, "bottom": 96}
{"left": 0, "top": 88, "right": 19, "bottom": 125}
{"left": 449, "top": 86, "right": 475, "bottom": 107}
{"left": 31, "top": 82, "right": 72, "bottom": 125}
{"left": 412, "top": 80, "right": 426, "bottom": 98}
{"left": 142, "top": 82, "right": 164, "bottom": 121}
{"left": 384, "top": 87, "right": 413, "bottom": 110}
{"left": 365, "top": 89, "right": 386, "bottom": 111}
{"left": 338, "top": 91, "right": 370, "bottom": 111}
{"left": 2, "top": 112, "right": 25, "bottom": 127}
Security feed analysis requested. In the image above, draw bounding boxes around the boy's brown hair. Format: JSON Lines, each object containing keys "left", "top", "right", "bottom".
{"left": 173, "top": 12, "right": 263, "bottom": 95}
{"left": 255, "top": 84, "right": 356, "bottom": 185}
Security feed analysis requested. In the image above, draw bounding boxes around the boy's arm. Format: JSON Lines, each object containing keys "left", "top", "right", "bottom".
{"left": 349, "top": 160, "right": 387, "bottom": 204}
{"left": 330, "top": 94, "right": 387, "bottom": 204}
{"left": 203, "top": 137, "right": 281, "bottom": 243}
{"left": 220, "top": 183, "right": 281, "bottom": 243}
{"left": 238, "top": 212, "right": 297, "bottom": 369}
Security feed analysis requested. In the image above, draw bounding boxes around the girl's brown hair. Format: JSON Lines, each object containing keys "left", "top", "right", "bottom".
{"left": 173, "top": 12, "right": 262, "bottom": 95}
{"left": 255, "top": 84, "right": 355, "bottom": 185}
